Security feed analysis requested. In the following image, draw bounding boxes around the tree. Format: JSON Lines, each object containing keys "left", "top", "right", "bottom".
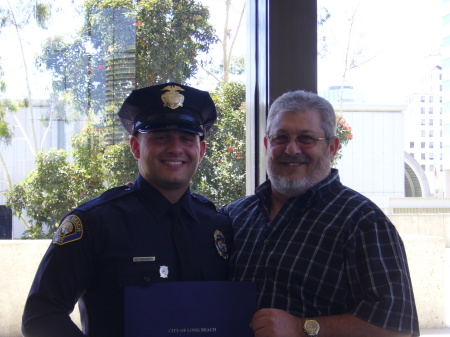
{"left": 191, "top": 81, "right": 246, "bottom": 206}
{"left": 0, "top": 0, "right": 57, "bottom": 229}
{"left": 198, "top": 0, "right": 246, "bottom": 84}
{"left": 6, "top": 121, "right": 138, "bottom": 239}
{"left": 38, "top": 0, "right": 217, "bottom": 115}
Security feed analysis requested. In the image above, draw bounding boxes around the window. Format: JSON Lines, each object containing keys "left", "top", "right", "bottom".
{"left": 421, "top": 130, "right": 425, "bottom": 137}
{"left": 420, "top": 96, "right": 425, "bottom": 102}
{"left": 429, "top": 130, "right": 434, "bottom": 137}
{"left": 429, "top": 107, "right": 433, "bottom": 114}
{"left": 429, "top": 142, "right": 433, "bottom": 148}
{"left": 0, "top": 0, "right": 248, "bottom": 238}
{"left": 421, "top": 142, "right": 425, "bottom": 148}
{"left": 421, "top": 153, "right": 425, "bottom": 160}
{"left": 410, "top": 142, "right": 414, "bottom": 148}
{"left": 429, "top": 119, "right": 433, "bottom": 126}
{"left": 429, "top": 165, "right": 434, "bottom": 171}
{"left": 421, "top": 107, "right": 425, "bottom": 114}
{"left": 421, "top": 165, "right": 425, "bottom": 170}
{"left": 410, "top": 153, "right": 414, "bottom": 158}
{"left": 421, "top": 119, "right": 425, "bottom": 125}
{"left": 429, "top": 153, "right": 434, "bottom": 160}
{"left": 429, "top": 96, "right": 433, "bottom": 103}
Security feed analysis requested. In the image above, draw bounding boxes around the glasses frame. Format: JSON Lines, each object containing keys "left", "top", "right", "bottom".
{"left": 266, "top": 133, "right": 328, "bottom": 148}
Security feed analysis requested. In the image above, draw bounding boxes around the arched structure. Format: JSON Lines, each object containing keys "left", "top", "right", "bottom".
{"left": 404, "top": 152, "right": 432, "bottom": 197}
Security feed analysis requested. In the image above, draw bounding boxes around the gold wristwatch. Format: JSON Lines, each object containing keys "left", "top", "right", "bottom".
{"left": 303, "top": 318, "right": 320, "bottom": 337}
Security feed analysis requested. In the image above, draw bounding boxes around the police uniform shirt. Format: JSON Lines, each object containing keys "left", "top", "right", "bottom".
{"left": 22, "top": 174, "right": 232, "bottom": 337}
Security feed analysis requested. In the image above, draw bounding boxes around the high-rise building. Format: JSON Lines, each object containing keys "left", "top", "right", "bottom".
{"left": 442, "top": 0, "right": 450, "bottom": 197}
{"left": 404, "top": 65, "right": 444, "bottom": 196}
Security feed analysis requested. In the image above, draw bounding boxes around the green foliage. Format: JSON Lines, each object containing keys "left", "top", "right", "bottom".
{"left": 192, "top": 82, "right": 246, "bottom": 207}
{"left": 5, "top": 149, "right": 79, "bottom": 237}
{"left": 0, "top": 67, "right": 17, "bottom": 143}
{"left": 103, "top": 141, "right": 138, "bottom": 188}
{"left": 5, "top": 122, "right": 138, "bottom": 238}
{"left": 38, "top": 0, "right": 217, "bottom": 119}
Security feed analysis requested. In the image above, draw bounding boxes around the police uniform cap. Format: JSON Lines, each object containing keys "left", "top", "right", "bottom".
{"left": 118, "top": 82, "right": 217, "bottom": 137}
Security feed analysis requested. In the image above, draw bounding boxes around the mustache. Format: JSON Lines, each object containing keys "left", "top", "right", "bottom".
{"left": 276, "top": 154, "right": 310, "bottom": 164}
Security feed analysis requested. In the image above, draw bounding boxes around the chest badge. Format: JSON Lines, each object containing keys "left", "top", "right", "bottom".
{"left": 160, "top": 265, "right": 169, "bottom": 278}
{"left": 214, "top": 230, "right": 228, "bottom": 260}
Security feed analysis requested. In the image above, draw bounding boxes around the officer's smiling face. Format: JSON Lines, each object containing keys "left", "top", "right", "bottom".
{"left": 130, "top": 129, "right": 206, "bottom": 197}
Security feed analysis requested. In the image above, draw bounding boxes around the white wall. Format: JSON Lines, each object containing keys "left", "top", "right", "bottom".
{"left": 336, "top": 103, "right": 406, "bottom": 198}
{"left": 1, "top": 212, "right": 449, "bottom": 336}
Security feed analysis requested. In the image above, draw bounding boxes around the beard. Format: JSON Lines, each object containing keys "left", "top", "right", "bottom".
{"left": 266, "top": 152, "right": 331, "bottom": 198}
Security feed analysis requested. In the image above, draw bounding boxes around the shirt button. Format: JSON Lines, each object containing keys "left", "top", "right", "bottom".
{"left": 264, "top": 240, "right": 269, "bottom": 245}
{"left": 144, "top": 276, "right": 151, "bottom": 282}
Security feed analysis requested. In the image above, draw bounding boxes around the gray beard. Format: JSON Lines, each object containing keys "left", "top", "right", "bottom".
{"left": 266, "top": 153, "right": 331, "bottom": 198}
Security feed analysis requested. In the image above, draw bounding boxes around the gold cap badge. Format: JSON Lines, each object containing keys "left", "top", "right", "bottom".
{"left": 161, "top": 85, "right": 185, "bottom": 109}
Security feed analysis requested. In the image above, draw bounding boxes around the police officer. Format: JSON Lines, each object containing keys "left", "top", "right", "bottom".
{"left": 22, "top": 83, "right": 232, "bottom": 337}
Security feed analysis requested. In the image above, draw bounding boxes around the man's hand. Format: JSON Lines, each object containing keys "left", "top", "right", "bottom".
{"left": 250, "top": 308, "right": 304, "bottom": 337}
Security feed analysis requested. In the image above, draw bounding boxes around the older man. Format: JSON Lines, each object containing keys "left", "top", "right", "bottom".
{"left": 222, "top": 90, "right": 419, "bottom": 337}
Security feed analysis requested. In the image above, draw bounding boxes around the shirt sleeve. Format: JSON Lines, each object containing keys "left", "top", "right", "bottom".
{"left": 22, "top": 211, "right": 96, "bottom": 337}
{"left": 346, "top": 210, "right": 419, "bottom": 335}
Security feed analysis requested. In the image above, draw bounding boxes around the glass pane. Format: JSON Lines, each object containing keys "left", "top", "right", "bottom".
{"left": 317, "top": 0, "right": 444, "bottom": 198}
{"left": 0, "top": 0, "right": 246, "bottom": 239}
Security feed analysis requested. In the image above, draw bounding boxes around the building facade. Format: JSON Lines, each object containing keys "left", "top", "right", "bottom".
{"left": 404, "top": 65, "right": 444, "bottom": 196}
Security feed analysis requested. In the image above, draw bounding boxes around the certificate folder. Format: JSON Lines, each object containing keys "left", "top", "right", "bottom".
{"left": 124, "top": 281, "right": 256, "bottom": 337}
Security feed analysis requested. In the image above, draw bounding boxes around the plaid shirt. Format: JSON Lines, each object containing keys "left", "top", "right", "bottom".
{"left": 222, "top": 169, "right": 420, "bottom": 335}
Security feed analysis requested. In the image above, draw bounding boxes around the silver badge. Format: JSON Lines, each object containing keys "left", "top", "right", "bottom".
{"left": 161, "top": 85, "right": 185, "bottom": 109}
{"left": 214, "top": 230, "right": 228, "bottom": 260}
{"left": 159, "top": 265, "right": 169, "bottom": 278}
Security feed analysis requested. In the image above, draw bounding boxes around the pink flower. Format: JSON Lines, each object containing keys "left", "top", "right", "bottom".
{"left": 136, "top": 21, "right": 142, "bottom": 27}
{"left": 227, "top": 146, "right": 234, "bottom": 153}
{"left": 347, "top": 134, "right": 353, "bottom": 139}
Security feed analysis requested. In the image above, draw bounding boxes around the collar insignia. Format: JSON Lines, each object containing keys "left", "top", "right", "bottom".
{"left": 161, "top": 85, "right": 185, "bottom": 109}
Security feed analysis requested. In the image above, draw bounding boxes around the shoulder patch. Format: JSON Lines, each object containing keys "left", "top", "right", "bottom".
{"left": 53, "top": 214, "right": 83, "bottom": 245}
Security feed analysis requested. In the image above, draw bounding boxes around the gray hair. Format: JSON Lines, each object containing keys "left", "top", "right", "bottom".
{"left": 266, "top": 90, "right": 337, "bottom": 140}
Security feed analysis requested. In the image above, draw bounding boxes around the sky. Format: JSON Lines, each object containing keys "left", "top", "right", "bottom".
{"left": 318, "top": 0, "right": 443, "bottom": 104}
{"left": 0, "top": 0, "right": 443, "bottom": 104}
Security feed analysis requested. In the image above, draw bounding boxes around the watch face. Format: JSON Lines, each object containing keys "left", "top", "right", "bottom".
{"left": 304, "top": 319, "right": 320, "bottom": 334}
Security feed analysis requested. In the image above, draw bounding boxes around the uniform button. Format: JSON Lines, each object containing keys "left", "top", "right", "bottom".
{"left": 264, "top": 240, "right": 269, "bottom": 245}
{"left": 144, "top": 276, "right": 151, "bottom": 282}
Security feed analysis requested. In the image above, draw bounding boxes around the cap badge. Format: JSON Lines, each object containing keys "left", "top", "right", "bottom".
{"left": 160, "top": 265, "right": 169, "bottom": 278}
{"left": 161, "top": 85, "right": 185, "bottom": 109}
{"left": 214, "top": 230, "right": 228, "bottom": 260}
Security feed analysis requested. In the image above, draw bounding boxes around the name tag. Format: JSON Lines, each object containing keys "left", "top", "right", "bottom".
{"left": 133, "top": 257, "right": 156, "bottom": 262}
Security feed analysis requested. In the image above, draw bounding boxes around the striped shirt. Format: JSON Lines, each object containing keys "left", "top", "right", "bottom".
{"left": 222, "top": 169, "right": 420, "bottom": 335}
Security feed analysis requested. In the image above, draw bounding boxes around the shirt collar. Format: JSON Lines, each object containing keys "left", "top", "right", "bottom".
{"left": 133, "top": 174, "right": 198, "bottom": 222}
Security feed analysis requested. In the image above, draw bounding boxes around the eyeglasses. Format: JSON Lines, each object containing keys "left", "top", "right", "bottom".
{"left": 267, "top": 134, "right": 328, "bottom": 148}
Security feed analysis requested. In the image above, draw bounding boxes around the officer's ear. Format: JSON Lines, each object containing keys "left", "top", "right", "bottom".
{"left": 130, "top": 134, "right": 141, "bottom": 159}
{"left": 199, "top": 139, "right": 206, "bottom": 162}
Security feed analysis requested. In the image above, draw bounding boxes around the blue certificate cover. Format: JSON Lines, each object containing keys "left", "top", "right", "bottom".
{"left": 124, "top": 281, "right": 256, "bottom": 337}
